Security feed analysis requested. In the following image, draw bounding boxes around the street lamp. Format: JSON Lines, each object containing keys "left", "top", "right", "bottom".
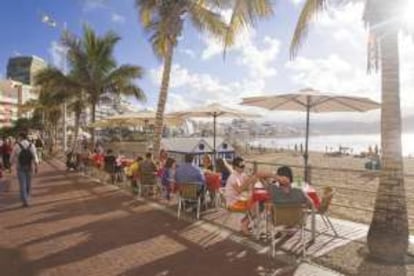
{"left": 41, "top": 13, "right": 68, "bottom": 152}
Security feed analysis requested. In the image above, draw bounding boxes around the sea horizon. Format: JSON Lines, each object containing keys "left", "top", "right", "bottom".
{"left": 248, "top": 132, "right": 414, "bottom": 157}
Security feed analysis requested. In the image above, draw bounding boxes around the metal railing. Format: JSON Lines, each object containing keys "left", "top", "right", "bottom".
{"left": 245, "top": 159, "right": 414, "bottom": 231}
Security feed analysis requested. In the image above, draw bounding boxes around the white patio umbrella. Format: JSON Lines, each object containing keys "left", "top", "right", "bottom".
{"left": 89, "top": 110, "right": 184, "bottom": 128}
{"left": 169, "top": 102, "right": 259, "bottom": 159}
{"left": 241, "top": 88, "right": 381, "bottom": 182}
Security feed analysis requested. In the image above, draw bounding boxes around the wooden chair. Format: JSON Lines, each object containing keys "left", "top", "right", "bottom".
{"left": 316, "top": 187, "right": 338, "bottom": 236}
{"left": 177, "top": 182, "right": 202, "bottom": 220}
{"left": 269, "top": 204, "right": 308, "bottom": 258}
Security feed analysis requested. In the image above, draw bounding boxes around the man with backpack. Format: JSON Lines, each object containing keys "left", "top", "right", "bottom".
{"left": 10, "top": 132, "right": 39, "bottom": 207}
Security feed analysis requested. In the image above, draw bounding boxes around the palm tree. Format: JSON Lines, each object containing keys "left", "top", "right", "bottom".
{"left": 290, "top": 0, "right": 409, "bottom": 263}
{"left": 61, "top": 25, "right": 146, "bottom": 144}
{"left": 22, "top": 84, "right": 64, "bottom": 153}
{"left": 135, "top": 0, "right": 273, "bottom": 156}
{"left": 34, "top": 66, "right": 83, "bottom": 151}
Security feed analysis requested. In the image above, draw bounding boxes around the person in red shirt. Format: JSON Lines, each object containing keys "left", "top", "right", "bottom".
{"left": 1, "top": 138, "right": 13, "bottom": 172}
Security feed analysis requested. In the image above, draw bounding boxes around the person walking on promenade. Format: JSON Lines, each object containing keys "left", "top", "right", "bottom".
{"left": 10, "top": 132, "right": 39, "bottom": 207}
{"left": 1, "top": 137, "right": 13, "bottom": 172}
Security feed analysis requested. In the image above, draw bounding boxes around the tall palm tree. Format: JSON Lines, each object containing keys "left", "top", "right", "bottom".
{"left": 22, "top": 84, "right": 64, "bottom": 153}
{"left": 290, "top": 0, "right": 409, "bottom": 263}
{"left": 135, "top": 0, "right": 234, "bottom": 157}
{"left": 62, "top": 25, "right": 146, "bottom": 144}
{"left": 135, "top": 0, "right": 273, "bottom": 156}
{"left": 34, "top": 66, "right": 83, "bottom": 151}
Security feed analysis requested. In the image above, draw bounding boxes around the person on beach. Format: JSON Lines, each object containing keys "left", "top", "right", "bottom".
{"left": 10, "top": 132, "right": 39, "bottom": 207}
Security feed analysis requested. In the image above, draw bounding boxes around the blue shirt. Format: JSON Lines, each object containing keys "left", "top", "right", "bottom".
{"left": 175, "top": 163, "right": 205, "bottom": 187}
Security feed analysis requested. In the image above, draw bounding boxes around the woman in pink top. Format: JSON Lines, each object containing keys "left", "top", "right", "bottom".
{"left": 225, "top": 157, "right": 258, "bottom": 235}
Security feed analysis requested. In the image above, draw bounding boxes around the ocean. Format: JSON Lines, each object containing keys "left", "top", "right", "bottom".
{"left": 249, "top": 132, "right": 414, "bottom": 157}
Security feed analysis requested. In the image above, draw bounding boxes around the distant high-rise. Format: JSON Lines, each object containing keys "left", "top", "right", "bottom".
{"left": 6, "top": 56, "right": 47, "bottom": 85}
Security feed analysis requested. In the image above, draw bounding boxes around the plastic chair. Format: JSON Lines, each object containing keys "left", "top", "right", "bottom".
{"left": 269, "top": 204, "right": 308, "bottom": 258}
{"left": 316, "top": 187, "right": 338, "bottom": 236}
{"left": 177, "top": 182, "right": 202, "bottom": 220}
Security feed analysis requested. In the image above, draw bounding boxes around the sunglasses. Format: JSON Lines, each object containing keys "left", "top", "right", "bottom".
{"left": 236, "top": 164, "right": 246, "bottom": 169}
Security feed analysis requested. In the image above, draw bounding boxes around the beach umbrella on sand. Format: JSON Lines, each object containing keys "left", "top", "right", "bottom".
{"left": 169, "top": 103, "right": 259, "bottom": 161}
{"left": 241, "top": 88, "right": 380, "bottom": 182}
{"left": 89, "top": 110, "right": 184, "bottom": 128}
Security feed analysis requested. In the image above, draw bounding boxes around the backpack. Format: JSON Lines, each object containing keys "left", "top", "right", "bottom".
{"left": 17, "top": 142, "right": 34, "bottom": 170}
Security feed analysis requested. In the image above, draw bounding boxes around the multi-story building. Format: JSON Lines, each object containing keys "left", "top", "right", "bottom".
{"left": 0, "top": 79, "right": 37, "bottom": 128}
{"left": 6, "top": 55, "right": 47, "bottom": 85}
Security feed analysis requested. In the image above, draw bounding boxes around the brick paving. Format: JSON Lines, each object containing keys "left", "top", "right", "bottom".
{"left": 0, "top": 160, "right": 297, "bottom": 276}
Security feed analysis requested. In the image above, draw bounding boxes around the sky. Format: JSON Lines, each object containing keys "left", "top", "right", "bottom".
{"left": 1, "top": 0, "right": 414, "bottom": 124}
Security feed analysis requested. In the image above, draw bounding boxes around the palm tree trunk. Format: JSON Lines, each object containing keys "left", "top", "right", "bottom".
{"left": 153, "top": 43, "right": 174, "bottom": 158}
{"left": 72, "top": 110, "right": 81, "bottom": 151}
{"left": 367, "top": 29, "right": 408, "bottom": 263}
{"left": 91, "top": 102, "right": 96, "bottom": 146}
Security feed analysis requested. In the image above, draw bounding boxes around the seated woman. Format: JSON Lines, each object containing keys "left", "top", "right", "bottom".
{"left": 224, "top": 157, "right": 259, "bottom": 235}
{"left": 269, "top": 166, "right": 314, "bottom": 207}
{"left": 215, "top": 158, "right": 232, "bottom": 187}
{"left": 202, "top": 154, "right": 214, "bottom": 171}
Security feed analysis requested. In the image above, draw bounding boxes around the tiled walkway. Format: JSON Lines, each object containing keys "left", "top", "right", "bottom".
{"left": 0, "top": 160, "right": 309, "bottom": 276}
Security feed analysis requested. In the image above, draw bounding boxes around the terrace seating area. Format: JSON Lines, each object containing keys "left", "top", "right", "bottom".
{"left": 76, "top": 153, "right": 370, "bottom": 264}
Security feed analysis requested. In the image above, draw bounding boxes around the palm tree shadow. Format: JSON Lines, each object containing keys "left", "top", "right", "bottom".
{"left": 0, "top": 246, "right": 35, "bottom": 275}
{"left": 356, "top": 246, "right": 408, "bottom": 276}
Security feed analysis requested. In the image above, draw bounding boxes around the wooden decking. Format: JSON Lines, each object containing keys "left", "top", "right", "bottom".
{"left": 201, "top": 208, "right": 369, "bottom": 258}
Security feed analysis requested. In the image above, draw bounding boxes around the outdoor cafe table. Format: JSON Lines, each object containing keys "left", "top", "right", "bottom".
{"left": 251, "top": 183, "right": 319, "bottom": 241}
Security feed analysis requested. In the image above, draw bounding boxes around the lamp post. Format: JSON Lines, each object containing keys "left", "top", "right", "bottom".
{"left": 41, "top": 14, "right": 68, "bottom": 153}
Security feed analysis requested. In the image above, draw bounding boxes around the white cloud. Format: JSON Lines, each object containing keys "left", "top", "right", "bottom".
{"left": 201, "top": 30, "right": 281, "bottom": 78}
{"left": 286, "top": 54, "right": 379, "bottom": 99}
{"left": 111, "top": 13, "right": 125, "bottom": 24}
{"left": 48, "top": 41, "right": 68, "bottom": 70}
{"left": 149, "top": 64, "right": 266, "bottom": 112}
{"left": 290, "top": 0, "right": 305, "bottom": 6}
{"left": 399, "top": 35, "right": 414, "bottom": 116}
{"left": 179, "top": 48, "right": 196, "bottom": 58}
{"left": 315, "top": 2, "right": 366, "bottom": 49}
{"left": 82, "top": 0, "right": 107, "bottom": 11}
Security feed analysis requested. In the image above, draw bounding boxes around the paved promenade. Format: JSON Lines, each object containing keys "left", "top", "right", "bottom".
{"left": 1, "top": 159, "right": 339, "bottom": 276}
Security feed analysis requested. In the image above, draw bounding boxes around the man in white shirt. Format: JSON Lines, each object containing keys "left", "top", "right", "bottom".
{"left": 10, "top": 132, "right": 39, "bottom": 207}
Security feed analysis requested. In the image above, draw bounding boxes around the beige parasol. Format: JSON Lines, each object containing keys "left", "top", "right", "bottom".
{"left": 241, "top": 88, "right": 381, "bottom": 181}
{"left": 169, "top": 102, "right": 259, "bottom": 159}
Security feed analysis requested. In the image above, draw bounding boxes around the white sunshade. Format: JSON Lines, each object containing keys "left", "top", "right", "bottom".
{"left": 169, "top": 102, "right": 259, "bottom": 118}
{"left": 241, "top": 87, "right": 381, "bottom": 182}
{"left": 241, "top": 88, "right": 380, "bottom": 113}
{"left": 89, "top": 110, "right": 184, "bottom": 128}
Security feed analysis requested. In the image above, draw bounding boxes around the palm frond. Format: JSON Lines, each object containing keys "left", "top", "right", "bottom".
{"left": 116, "top": 84, "right": 147, "bottom": 102}
{"left": 104, "top": 65, "right": 144, "bottom": 83}
{"left": 290, "top": 0, "right": 327, "bottom": 59}
{"left": 188, "top": 1, "right": 230, "bottom": 41}
{"left": 135, "top": 0, "right": 159, "bottom": 28}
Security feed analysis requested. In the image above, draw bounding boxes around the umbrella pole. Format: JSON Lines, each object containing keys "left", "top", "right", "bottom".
{"left": 213, "top": 113, "right": 216, "bottom": 169}
{"left": 304, "top": 102, "right": 310, "bottom": 182}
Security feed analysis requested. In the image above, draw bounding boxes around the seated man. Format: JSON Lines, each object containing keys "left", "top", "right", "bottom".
{"left": 104, "top": 149, "right": 116, "bottom": 183}
{"left": 139, "top": 152, "right": 158, "bottom": 186}
{"left": 269, "top": 166, "right": 313, "bottom": 207}
{"left": 175, "top": 153, "right": 205, "bottom": 195}
{"left": 269, "top": 166, "right": 314, "bottom": 238}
